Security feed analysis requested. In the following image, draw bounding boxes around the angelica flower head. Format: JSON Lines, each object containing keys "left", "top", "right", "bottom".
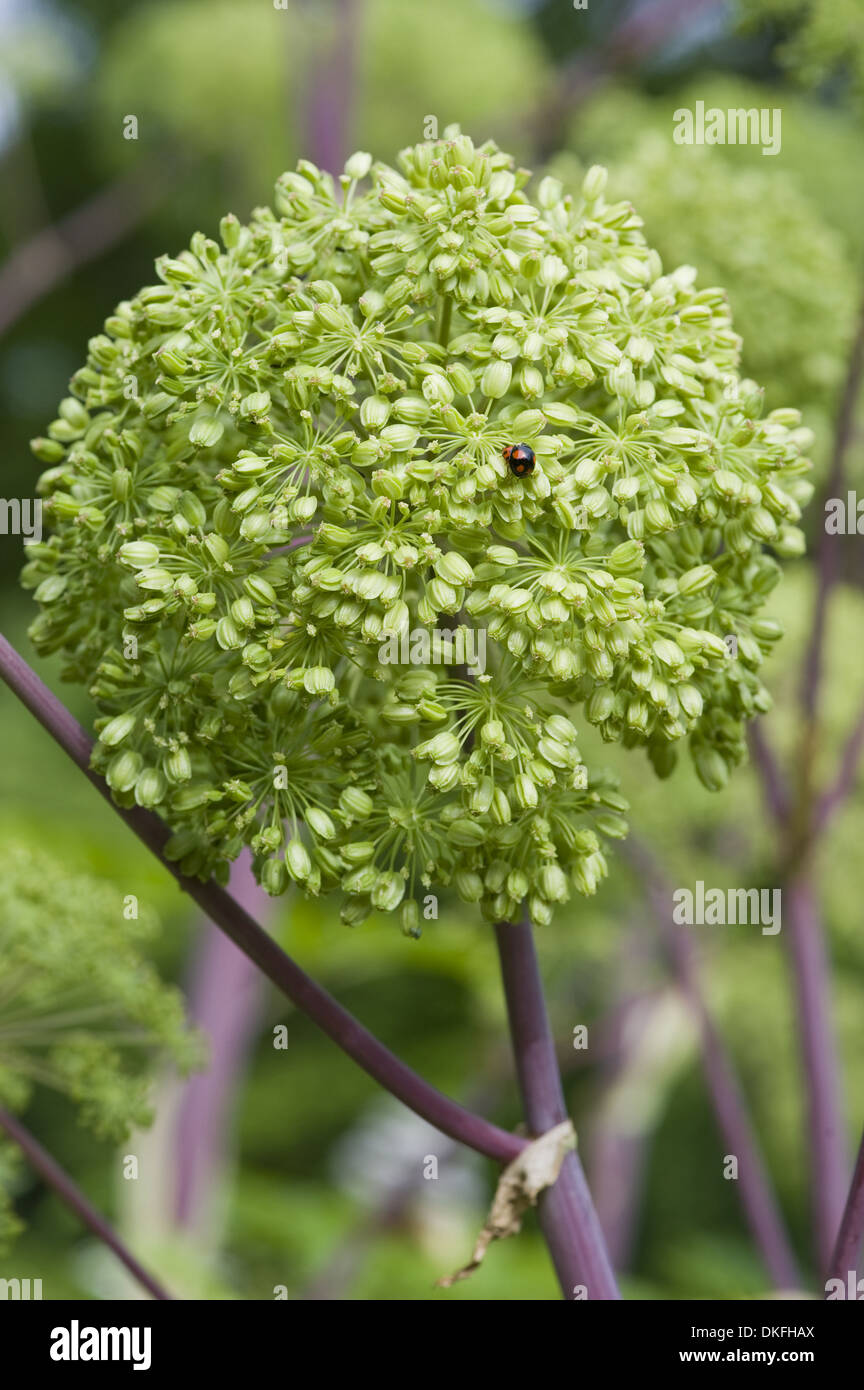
{"left": 22, "top": 128, "right": 811, "bottom": 932}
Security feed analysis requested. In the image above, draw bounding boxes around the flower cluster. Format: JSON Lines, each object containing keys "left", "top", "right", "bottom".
{"left": 22, "top": 130, "right": 810, "bottom": 931}
{"left": 0, "top": 842, "right": 199, "bottom": 1246}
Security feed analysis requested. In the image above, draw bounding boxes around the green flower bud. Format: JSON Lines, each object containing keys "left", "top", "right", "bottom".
{"left": 422, "top": 373, "right": 454, "bottom": 405}
{"left": 582, "top": 164, "right": 607, "bottom": 200}
{"left": 119, "top": 541, "right": 160, "bottom": 569}
{"left": 303, "top": 666, "right": 336, "bottom": 694}
{"left": 34, "top": 575, "right": 67, "bottom": 603}
{"left": 455, "top": 871, "right": 484, "bottom": 902}
{"left": 545, "top": 714, "right": 578, "bottom": 744}
{"left": 286, "top": 838, "right": 312, "bottom": 882}
{"left": 677, "top": 684, "right": 703, "bottom": 720}
{"left": 179, "top": 491, "right": 208, "bottom": 528}
{"left": 652, "top": 637, "right": 685, "bottom": 669}
{"left": 401, "top": 899, "right": 421, "bottom": 938}
{"left": 134, "top": 768, "right": 166, "bottom": 808}
{"left": 447, "top": 818, "right": 487, "bottom": 847}
{"left": 371, "top": 871, "right": 406, "bottom": 911}
{"left": 481, "top": 359, "right": 512, "bottom": 399}
{"left": 99, "top": 711, "right": 138, "bottom": 747}
{"left": 339, "top": 787, "right": 373, "bottom": 821}
{"left": 380, "top": 424, "right": 419, "bottom": 451}
{"left": 262, "top": 857, "right": 288, "bottom": 896}
{"left": 470, "top": 776, "right": 494, "bottom": 815}
{"left": 447, "top": 362, "right": 475, "bottom": 395}
{"left": 31, "top": 436, "right": 66, "bottom": 463}
{"left": 216, "top": 617, "right": 242, "bottom": 650}
{"left": 608, "top": 540, "right": 644, "bottom": 575}
{"left": 434, "top": 551, "right": 473, "bottom": 586}
{"left": 106, "top": 750, "right": 143, "bottom": 792}
{"left": 595, "top": 813, "right": 628, "bottom": 839}
{"left": 306, "top": 808, "right": 336, "bottom": 839}
{"left": 480, "top": 720, "right": 505, "bottom": 748}
{"left": 678, "top": 565, "right": 716, "bottom": 595}
{"left": 415, "top": 730, "right": 461, "bottom": 764}
{"left": 540, "top": 864, "right": 569, "bottom": 902}
{"left": 360, "top": 395, "right": 391, "bottom": 429}
{"left": 693, "top": 746, "right": 729, "bottom": 792}
{"left": 164, "top": 747, "right": 192, "bottom": 783}
{"left": 345, "top": 150, "right": 373, "bottom": 180}
{"left": 510, "top": 772, "right": 536, "bottom": 809}
{"left": 189, "top": 416, "right": 224, "bottom": 448}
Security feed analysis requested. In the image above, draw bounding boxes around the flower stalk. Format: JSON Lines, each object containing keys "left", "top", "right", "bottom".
{"left": 494, "top": 918, "right": 620, "bottom": 1299}
{"left": 0, "top": 1106, "right": 171, "bottom": 1300}
{"left": 829, "top": 1124, "right": 864, "bottom": 1291}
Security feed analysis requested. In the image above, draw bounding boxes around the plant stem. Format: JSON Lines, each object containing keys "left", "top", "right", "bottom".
{"left": 625, "top": 836, "right": 802, "bottom": 1289}
{"left": 437, "top": 296, "right": 452, "bottom": 348}
{"left": 785, "top": 875, "right": 849, "bottom": 1273}
{"left": 0, "top": 633, "right": 522, "bottom": 1165}
{"left": 829, "top": 1124, "right": 864, "bottom": 1289}
{"left": 0, "top": 1106, "right": 171, "bottom": 1300}
{"left": 174, "top": 851, "right": 268, "bottom": 1234}
{"left": 814, "top": 696, "right": 864, "bottom": 836}
{"left": 776, "top": 277, "right": 864, "bottom": 1272}
{"left": 301, "top": 0, "right": 362, "bottom": 175}
{"left": 494, "top": 918, "right": 620, "bottom": 1300}
{"left": 747, "top": 720, "right": 790, "bottom": 826}
{"left": 800, "top": 276, "right": 864, "bottom": 725}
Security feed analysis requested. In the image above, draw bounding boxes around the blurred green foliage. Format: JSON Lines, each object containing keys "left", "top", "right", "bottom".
{"left": 96, "top": 0, "right": 547, "bottom": 200}
{"left": 738, "top": 0, "right": 864, "bottom": 110}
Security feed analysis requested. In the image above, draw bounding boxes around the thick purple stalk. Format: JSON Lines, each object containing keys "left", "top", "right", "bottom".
{"left": 829, "top": 1125, "right": 864, "bottom": 1288}
{"left": 785, "top": 876, "right": 849, "bottom": 1272}
{"left": 174, "top": 852, "right": 268, "bottom": 1231}
{"left": 494, "top": 919, "right": 620, "bottom": 1301}
{"left": 303, "top": 0, "right": 361, "bottom": 175}
{"left": 800, "top": 278, "right": 864, "bottom": 722}
{"left": 0, "top": 633, "right": 522, "bottom": 1165}
{"left": 0, "top": 1107, "right": 171, "bottom": 1300}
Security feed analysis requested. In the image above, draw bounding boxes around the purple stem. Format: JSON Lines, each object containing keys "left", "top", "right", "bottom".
{"left": 174, "top": 852, "right": 268, "bottom": 1231}
{"left": 814, "top": 700, "right": 864, "bottom": 836}
{"left": 0, "top": 1106, "right": 171, "bottom": 1300}
{"left": 302, "top": 0, "right": 362, "bottom": 175}
{"left": 769, "top": 278, "right": 864, "bottom": 1272}
{"left": 747, "top": 721, "right": 790, "bottom": 826}
{"left": 494, "top": 919, "right": 620, "bottom": 1301}
{"left": 625, "top": 837, "right": 802, "bottom": 1289}
{"left": 800, "top": 277, "right": 864, "bottom": 723}
{"left": 785, "top": 876, "right": 849, "bottom": 1273}
{"left": 829, "top": 1125, "right": 864, "bottom": 1288}
{"left": 0, "top": 632, "right": 521, "bottom": 1165}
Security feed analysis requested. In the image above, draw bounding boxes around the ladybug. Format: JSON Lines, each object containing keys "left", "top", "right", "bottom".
{"left": 502, "top": 442, "right": 536, "bottom": 477}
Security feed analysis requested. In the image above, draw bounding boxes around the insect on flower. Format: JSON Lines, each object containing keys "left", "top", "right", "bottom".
{"left": 502, "top": 442, "right": 536, "bottom": 477}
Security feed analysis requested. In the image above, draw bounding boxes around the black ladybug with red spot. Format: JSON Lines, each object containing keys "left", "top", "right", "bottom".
{"left": 502, "top": 442, "right": 536, "bottom": 477}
